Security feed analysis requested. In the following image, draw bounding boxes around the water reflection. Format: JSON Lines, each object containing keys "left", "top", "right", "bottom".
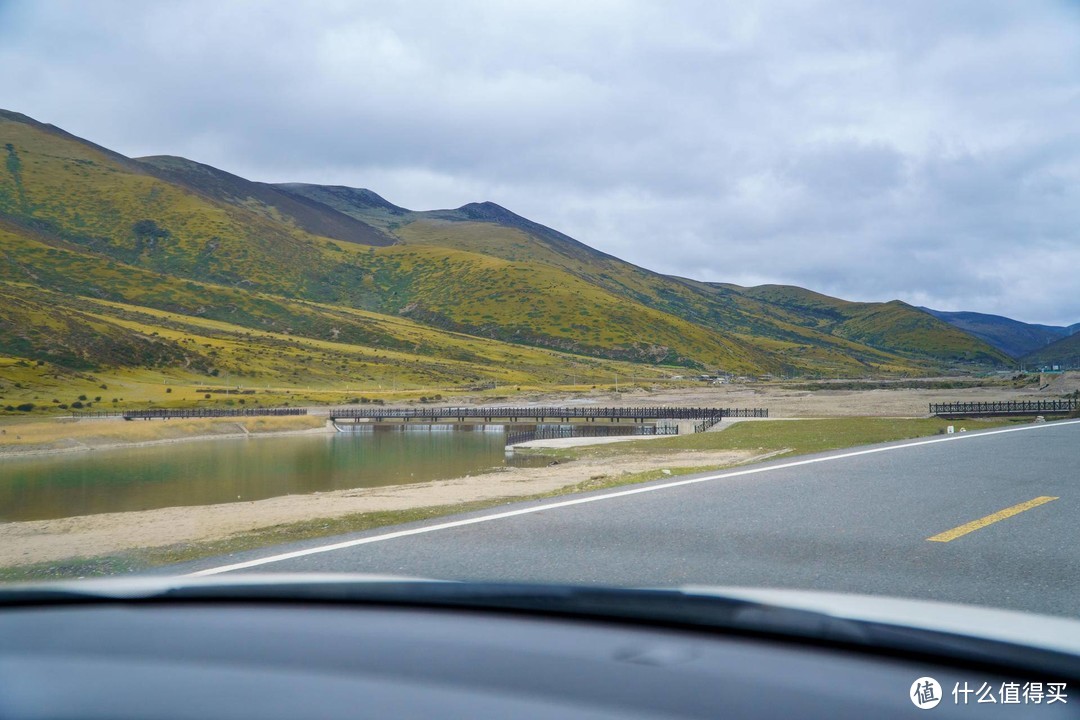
{"left": 0, "top": 426, "right": 547, "bottom": 522}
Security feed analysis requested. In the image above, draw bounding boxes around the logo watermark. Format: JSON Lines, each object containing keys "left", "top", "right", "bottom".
{"left": 911, "top": 678, "right": 1067, "bottom": 709}
{"left": 911, "top": 677, "right": 943, "bottom": 709}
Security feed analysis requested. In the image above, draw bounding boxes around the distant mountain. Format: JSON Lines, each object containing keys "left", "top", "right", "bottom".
{"left": 0, "top": 107, "right": 1014, "bottom": 397}
{"left": 1020, "top": 330, "right": 1080, "bottom": 369}
{"left": 709, "top": 284, "right": 1010, "bottom": 366}
{"left": 920, "top": 308, "right": 1078, "bottom": 359}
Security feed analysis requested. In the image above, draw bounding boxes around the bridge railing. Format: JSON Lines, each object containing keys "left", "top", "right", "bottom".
{"left": 694, "top": 416, "right": 724, "bottom": 433}
{"left": 72, "top": 407, "right": 308, "bottom": 420}
{"left": 329, "top": 406, "right": 768, "bottom": 421}
{"left": 929, "top": 400, "right": 1078, "bottom": 417}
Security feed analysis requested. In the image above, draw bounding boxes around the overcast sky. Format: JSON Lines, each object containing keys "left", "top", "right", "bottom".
{"left": 2, "top": 1, "right": 1078, "bottom": 325}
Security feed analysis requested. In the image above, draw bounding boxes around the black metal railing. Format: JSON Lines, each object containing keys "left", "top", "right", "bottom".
{"left": 929, "top": 400, "right": 1077, "bottom": 417}
{"left": 72, "top": 407, "right": 308, "bottom": 420}
{"left": 694, "top": 415, "right": 725, "bottom": 433}
{"left": 330, "top": 406, "right": 767, "bottom": 422}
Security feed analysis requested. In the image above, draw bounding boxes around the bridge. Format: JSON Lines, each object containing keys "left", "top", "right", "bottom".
{"left": 328, "top": 406, "right": 767, "bottom": 423}
{"left": 930, "top": 400, "right": 1077, "bottom": 419}
{"left": 72, "top": 408, "right": 308, "bottom": 420}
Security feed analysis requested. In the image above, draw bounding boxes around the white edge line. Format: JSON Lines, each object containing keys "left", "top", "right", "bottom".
{"left": 187, "top": 418, "right": 1080, "bottom": 576}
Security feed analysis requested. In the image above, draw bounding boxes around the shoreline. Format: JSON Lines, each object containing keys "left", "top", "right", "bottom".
{"left": 0, "top": 420, "right": 335, "bottom": 460}
{"left": 0, "top": 447, "right": 769, "bottom": 568}
{"left": 2, "top": 378, "right": 1075, "bottom": 458}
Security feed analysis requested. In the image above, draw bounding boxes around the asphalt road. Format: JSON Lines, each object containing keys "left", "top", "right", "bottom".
{"left": 176, "top": 420, "right": 1080, "bottom": 617}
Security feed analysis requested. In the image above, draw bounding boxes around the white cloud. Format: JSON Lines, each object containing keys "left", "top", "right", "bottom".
{"left": 1, "top": 0, "right": 1078, "bottom": 325}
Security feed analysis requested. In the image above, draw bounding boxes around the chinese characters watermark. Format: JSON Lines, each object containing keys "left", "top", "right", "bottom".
{"left": 911, "top": 678, "right": 1067, "bottom": 709}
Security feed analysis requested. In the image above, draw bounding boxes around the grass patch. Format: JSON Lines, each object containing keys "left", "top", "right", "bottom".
{"left": 552, "top": 465, "right": 725, "bottom": 495}
{"left": 522, "top": 417, "right": 1025, "bottom": 462}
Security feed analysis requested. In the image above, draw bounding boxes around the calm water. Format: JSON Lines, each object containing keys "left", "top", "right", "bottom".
{"left": 0, "top": 426, "right": 547, "bottom": 522}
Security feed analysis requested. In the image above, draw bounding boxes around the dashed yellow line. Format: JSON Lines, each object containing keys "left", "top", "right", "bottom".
{"left": 927, "top": 496, "right": 1059, "bottom": 543}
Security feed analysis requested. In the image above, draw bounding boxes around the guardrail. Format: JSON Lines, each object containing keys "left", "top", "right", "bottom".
{"left": 330, "top": 406, "right": 768, "bottom": 422}
{"left": 694, "top": 415, "right": 725, "bottom": 433}
{"left": 72, "top": 407, "right": 307, "bottom": 420}
{"left": 929, "top": 400, "right": 1077, "bottom": 418}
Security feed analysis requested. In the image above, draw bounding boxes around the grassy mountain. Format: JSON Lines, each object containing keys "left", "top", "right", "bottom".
{"left": 0, "top": 107, "right": 1016, "bottom": 405}
{"left": 920, "top": 307, "right": 1078, "bottom": 359}
{"left": 0, "top": 109, "right": 768, "bottom": 370}
{"left": 709, "top": 284, "right": 1011, "bottom": 366}
{"left": 281, "top": 185, "right": 1010, "bottom": 373}
{"left": 1020, "top": 331, "right": 1080, "bottom": 369}
{"left": 137, "top": 156, "right": 394, "bottom": 247}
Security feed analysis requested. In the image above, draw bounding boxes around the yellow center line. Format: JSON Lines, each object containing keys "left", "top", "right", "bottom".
{"left": 927, "top": 496, "right": 1059, "bottom": 543}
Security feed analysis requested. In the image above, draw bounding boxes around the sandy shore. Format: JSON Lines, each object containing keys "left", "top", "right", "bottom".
{"left": 0, "top": 424, "right": 334, "bottom": 459}
{"left": 0, "top": 417, "right": 333, "bottom": 459}
{"left": 0, "top": 447, "right": 766, "bottom": 567}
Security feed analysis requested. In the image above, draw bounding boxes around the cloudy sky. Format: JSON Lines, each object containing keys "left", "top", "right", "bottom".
{"left": 2, "top": 1, "right": 1078, "bottom": 325}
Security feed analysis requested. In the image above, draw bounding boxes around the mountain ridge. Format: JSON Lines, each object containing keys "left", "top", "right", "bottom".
{"left": 920, "top": 307, "right": 1079, "bottom": 359}
{"left": 0, "top": 107, "right": 1015, "bottom": 399}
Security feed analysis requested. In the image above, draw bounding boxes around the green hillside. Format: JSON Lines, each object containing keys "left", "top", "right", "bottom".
{"left": 0, "top": 107, "right": 1015, "bottom": 406}
{"left": 0, "top": 111, "right": 775, "bottom": 370}
{"left": 1021, "top": 331, "right": 1080, "bottom": 369}
{"left": 137, "top": 155, "right": 394, "bottom": 247}
{"left": 713, "top": 284, "right": 1011, "bottom": 366}
{"left": 301, "top": 192, "right": 1008, "bottom": 372}
{"left": 0, "top": 226, "right": 662, "bottom": 387}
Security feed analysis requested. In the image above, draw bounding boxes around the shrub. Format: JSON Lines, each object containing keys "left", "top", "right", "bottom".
{"left": 57, "top": 404, "right": 68, "bottom": 410}
{"left": 78, "top": 395, "right": 87, "bottom": 401}
{"left": 204, "top": 394, "right": 211, "bottom": 399}
{"left": 70, "top": 401, "right": 84, "bottom": 409}
{"left": 16, "top": 403, "right": 35, "bottom": 412}
{"left": 165, "top": 388, "right": 172, "bottom": 393}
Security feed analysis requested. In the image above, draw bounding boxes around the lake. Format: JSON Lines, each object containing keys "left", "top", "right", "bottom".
{"left": 0, "top": 425, "right": 549, "bottom": 522}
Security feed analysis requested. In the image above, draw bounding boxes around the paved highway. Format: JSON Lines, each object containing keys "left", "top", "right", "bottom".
{"left": 176, "top": 420, "right": 1080, "bottom": 617}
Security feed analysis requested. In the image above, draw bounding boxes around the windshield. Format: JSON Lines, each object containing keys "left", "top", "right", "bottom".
{"left": 1, "top": 0, "right": 1077, "bottom": 639}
